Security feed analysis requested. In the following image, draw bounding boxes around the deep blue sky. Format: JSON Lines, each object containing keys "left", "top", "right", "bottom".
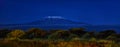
{"left": 0, "top": 0, "right": 120, "bottom": 25}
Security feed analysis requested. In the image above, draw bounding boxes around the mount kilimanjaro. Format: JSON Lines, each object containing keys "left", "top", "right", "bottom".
{"left": 0, "top": 17, "right": 120, "bottom": 33}
{"left": 0, "top": 17, "right": 90, "bottom": 30}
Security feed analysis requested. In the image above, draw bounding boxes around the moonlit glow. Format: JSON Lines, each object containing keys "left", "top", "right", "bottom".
{"left": 45, "top": 16, "right": 64, "bottom": 19}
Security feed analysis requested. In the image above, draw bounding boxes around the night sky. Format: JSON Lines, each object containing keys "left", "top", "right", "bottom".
{"left": 0, "top": 0, "right": 120, "bottom": 25}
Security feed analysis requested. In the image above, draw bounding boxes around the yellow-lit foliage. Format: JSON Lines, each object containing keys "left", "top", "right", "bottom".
{"left": 7, "top": 30, "right": 25, "bottom": 40}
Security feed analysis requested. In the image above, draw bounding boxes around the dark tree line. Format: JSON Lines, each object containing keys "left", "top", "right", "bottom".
{"left": 0, "top": 28, "right": 119, "bottom": 42}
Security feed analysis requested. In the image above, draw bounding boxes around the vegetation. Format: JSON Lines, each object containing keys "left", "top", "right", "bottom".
{"left": 0, "top": 28, "right": 119, "bottom": 47}
{"left": 6, "top": 29, "right": 25, "bottom": 40}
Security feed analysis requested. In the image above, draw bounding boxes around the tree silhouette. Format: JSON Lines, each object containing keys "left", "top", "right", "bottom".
{"left": 7, "top": 29, "right": 25, "bottom": 40}
{"left": 116, "top": 34, "right": 120, "bottom": 43}
{"left": 69, "top": 28, "right": 87, "bottom": 37}
{"left": 106, "top": 34, "right": 117, "bottom": 40}
{"left": 68, "top": 33, "right": 80, "bottom": 41}
{"left": 0, "top": 29, "right": 11, "bottom": 39}
{"left": 26, "top": 28, "right": 47, "bottom": 39}
{"left": 48, "top": 30, "right": 70, "bottom": 40}
{"left": 96, "top": 30, "right": 116, "bottom": 39}
{"left": 81, "top": 33, "right": 91, "bottom": 39}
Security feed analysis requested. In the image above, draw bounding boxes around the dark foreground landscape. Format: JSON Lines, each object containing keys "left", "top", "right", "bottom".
{"left": 0, "top": 28, "right": 119, "bottom": 47}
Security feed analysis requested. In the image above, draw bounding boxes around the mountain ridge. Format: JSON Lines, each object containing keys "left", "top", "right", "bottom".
{"left": 0, "top": 18, "right": 91, "bottom": 26}
{"left": 0, "top": 18, "right": 119, "bottom": 33}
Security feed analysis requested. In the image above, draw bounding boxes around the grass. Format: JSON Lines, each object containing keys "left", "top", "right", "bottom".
{"left": 0, "top": 39, "right": 119, "bottom": 47}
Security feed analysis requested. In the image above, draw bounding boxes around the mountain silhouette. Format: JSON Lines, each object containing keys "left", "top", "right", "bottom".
{"left": 0, "top": 17, "right": 90, "bottom": 30}
{"left": 24, "top": 17, "right": 91, "bottom": 26}
{"left": 0, "top": 17, "right": 120, "bottom": 33}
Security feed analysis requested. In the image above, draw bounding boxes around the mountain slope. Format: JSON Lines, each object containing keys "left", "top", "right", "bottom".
{"left": 0, "top": 18, "right": 90, "bottom": 30}
{"left": 0, "top": 18, "right": 119, "bottom": 33}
